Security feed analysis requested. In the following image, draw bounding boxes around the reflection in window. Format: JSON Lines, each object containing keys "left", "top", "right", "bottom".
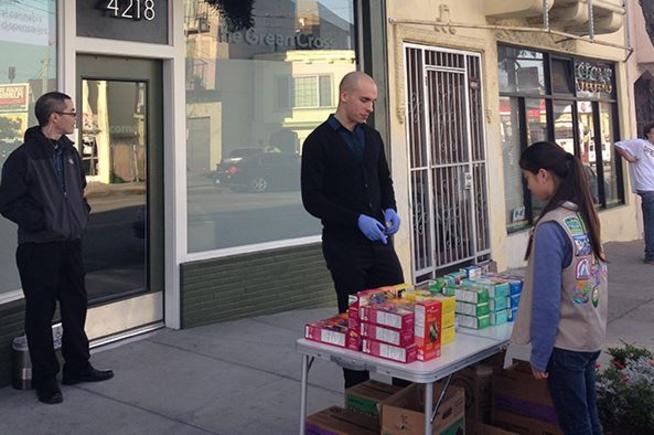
{"left": 498, "top": 46, "right": 545, "bottom": 94}
{"left": 184, "top": 0, "right": 356, "bottom": 252}
{"left": 578, "top": 101, "right": 600, "bottom": 204}
{"left": 600, "top": 102, "right": 620, "bottom": 206}
{"left": 0, "top": 0, "right": 57, "bottom": 295}
{"left": 526, "top": 99, "right": 547, "bottom": 144}
{"left": 500, "top": 97, "right": 527, "bottom": 231}
{"left": 553, "top": 101, "right": 574, "bottom": 154}
{"left": 551, "top": 59, "right": 574, "bottom": 94}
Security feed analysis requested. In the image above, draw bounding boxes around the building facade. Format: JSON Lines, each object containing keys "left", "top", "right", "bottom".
{"left": 0, "top": 0, "right": 643, "bottom": 386}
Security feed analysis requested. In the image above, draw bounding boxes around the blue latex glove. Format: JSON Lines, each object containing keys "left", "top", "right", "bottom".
{"left": 384, "top": 209, "right": 400, "bottom": 235}
{"left": 357, "top": 214, "right": 388, "bottom": 244}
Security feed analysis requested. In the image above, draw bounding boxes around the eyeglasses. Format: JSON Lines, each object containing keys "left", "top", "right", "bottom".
{"left": 55, "top": 111, "right": 77, "bottom": 116}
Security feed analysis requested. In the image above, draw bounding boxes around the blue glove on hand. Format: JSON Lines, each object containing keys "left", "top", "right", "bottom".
{"left": 357, "top": 214, "right": 388, "bottom": 244}
{"left": 384, "top": 208, "right": 400, "bottom": 235}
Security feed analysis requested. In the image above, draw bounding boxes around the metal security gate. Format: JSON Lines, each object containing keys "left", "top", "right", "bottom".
{"left": 405, "top": 44, "right": 490, "bottom": 282}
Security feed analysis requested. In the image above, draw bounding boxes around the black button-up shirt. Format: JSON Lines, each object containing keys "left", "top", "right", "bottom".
{"left": 301, "top": 117, "right": 397, "bottom": 243}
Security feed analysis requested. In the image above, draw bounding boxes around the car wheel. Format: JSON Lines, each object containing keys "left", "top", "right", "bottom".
{"left": 249, "top": 177, "right": 268, "bottom": 192}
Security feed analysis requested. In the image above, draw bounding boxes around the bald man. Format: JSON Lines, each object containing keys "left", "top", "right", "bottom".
{"left": 301, "top": 71, "right": 404, "bottom": 388}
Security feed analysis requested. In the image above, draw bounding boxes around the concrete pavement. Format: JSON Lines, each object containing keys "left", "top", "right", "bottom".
{"left": 0, "top": 240, "right": 652, "bottom": 434}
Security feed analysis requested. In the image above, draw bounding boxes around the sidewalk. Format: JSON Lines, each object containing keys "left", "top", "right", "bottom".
{"left": 0, "top": 241, "right": 652, "bottom": 435}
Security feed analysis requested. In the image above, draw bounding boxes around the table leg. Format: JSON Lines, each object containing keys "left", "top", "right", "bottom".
{"left": 424, "top": 381, "right": 433, "bottom": 435}
{"left": 299, "top": 354, "right": 309, "bottom": 435}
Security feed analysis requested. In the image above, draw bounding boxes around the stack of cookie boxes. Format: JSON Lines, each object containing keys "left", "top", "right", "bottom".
{"left": 437, "top": 266, "right": 523, "bottom": 330}
{"left": 305, "top": 284, "right": 456, "bottom": 364}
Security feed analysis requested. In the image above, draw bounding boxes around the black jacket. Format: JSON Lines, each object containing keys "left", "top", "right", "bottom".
{"left": 301, "top": 120, "right": 396, "bottom": 243}
{"left": 0, "top": 126, "right": 90, "bottom": 244}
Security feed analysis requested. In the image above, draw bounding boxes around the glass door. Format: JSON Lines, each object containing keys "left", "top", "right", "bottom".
{"left": 76, "top": 56, "right": 164, "bottom": 343}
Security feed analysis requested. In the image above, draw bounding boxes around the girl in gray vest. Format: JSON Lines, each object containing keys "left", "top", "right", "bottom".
{"left": 512, "top": 141, "right": 608, "bottom": 435}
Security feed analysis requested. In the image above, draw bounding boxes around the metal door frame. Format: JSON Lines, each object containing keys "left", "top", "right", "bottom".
{"left": 404, "top": 43, "right": 491, "bottom": 282}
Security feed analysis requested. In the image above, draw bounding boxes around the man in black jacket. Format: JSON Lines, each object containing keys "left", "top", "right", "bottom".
{"left": 0, "top": 92, "right": 113, "bottom": 404}
{"left": 301, "top": 72, "right": 404, "bottom": 387}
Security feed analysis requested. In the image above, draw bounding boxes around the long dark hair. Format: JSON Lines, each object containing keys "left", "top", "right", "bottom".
{"left": 520, "top": 141, "right": 605, "bottom": 261}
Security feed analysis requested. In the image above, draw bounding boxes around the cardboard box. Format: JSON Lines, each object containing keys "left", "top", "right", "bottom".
{"left": 441, "top": 326, "right": 455, "bottom": 345}
{"left": 362, "top": 339, "right": 417, "bottom": 363}
{"left": 469, "top": 421, "right": 518, "bottom": 435}
{"left": 489, "top": 297, "right": 508, "bottom": 312}
{"left": 361, "top": 322, "right": 414, "bottom": 347}
{"left": 463, "top": 278, "right": 510, "bottom": 299}
{"left": 492, "top": 368, "right": 562, "bottom": 435}
{"left": 348, "top": 287, "right": 405, "bottom": 330}
{"left": 360, "top": 303, "right": 415, "bottom": 332}
{"left": 306, "top": 406, "right": 379, "bottom": 435}
{"left": 490, "top": 310, "right": 508, "bottom": 326}
{"left": 454, "top": 286, "right": 490, "bottom": 304}
{"left": 381, "top": 382, "right": 466, "bottom": 435}
{"left": 451, "top": 364, "right": 494, "bottom": 426}
{"left": 414, "top": 300, "right": 442, "bottom": 361}
{"left": 345, "top": 380, "right": 405, "bottom": 417}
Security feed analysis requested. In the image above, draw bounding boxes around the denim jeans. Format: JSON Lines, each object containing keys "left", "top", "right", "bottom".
{"left": 639, "top": 191, "right": 654, "bottom": 261}
{"left": 546, "top": 348, "right": 603, "bottom": 435}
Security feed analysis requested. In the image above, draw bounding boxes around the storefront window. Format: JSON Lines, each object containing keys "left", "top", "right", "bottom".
{"left": 500, "top": 97, "right": 527, "bottom": 231}
{"left": 184, "top": 0, "right": 356, "bottom": 252}
{"left": 498, "top": 46, "right": 545, "bottom": 95}
{"left": 0, "top": 1, "right": 57, "bottom": 294}
{"left": 600, "top": 102, "right": 621, "bottom": 206}
{"left": 498, "top": 45, "right": 623, "bottom": 232}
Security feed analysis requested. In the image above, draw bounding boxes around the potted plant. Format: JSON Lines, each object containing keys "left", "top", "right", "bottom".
{"left": 596, "top": 342, "right": 654, "bottom": 434}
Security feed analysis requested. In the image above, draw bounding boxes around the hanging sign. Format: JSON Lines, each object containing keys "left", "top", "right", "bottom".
{"left": 575, "top": 61, "right": 613, "bottom": 95}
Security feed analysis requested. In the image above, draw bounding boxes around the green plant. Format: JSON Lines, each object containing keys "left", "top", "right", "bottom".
{"left": 596, "top": 342, "right": 654, "bottom": 434}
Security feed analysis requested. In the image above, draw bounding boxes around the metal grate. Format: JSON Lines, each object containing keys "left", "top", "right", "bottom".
{"left": 405, "top": 45, "right": 491, "bottom": 282}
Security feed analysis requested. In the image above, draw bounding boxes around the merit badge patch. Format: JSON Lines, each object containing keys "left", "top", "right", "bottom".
{"left": 573, "top": 280, "right": 591, "bottom": 304}
{"left": 592, "top": 286, "right": 600, "bottom": 308}
{"left": 573, "top": 235, "right": 592, "bottom": 256}
{"left": 576, "top": 258, "right": 590, "bottom": 279}
{"left": 564, "top": 217, "right": 584, "bottom": 235}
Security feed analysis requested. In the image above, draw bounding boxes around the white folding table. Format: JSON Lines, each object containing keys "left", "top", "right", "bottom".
{"left": 297, "top": 323, "right": 513, "bottom": 435}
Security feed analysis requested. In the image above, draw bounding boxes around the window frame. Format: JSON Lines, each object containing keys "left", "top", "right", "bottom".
{"left": 498, "top": 43, "right": 624, "bottom": 234}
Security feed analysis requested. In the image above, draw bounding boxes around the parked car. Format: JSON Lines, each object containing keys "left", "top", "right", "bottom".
{"left": 215, "top": 150, "right": 300, "bottom": 193}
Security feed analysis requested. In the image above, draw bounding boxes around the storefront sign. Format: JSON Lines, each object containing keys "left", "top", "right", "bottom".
{"left": 575, "top": 62, "right": 613, "bottom": 94}
{"left": 77, "top": 0, "right": 168, "bottom": 44}
{"left": 217, "top": 28, "right": 336, "bottom": 49}
{"left": 0, "top": 3, "right": 50, "bottom": 46}
{"left": 0, "top": 84, "right": 29, "bottom": 113}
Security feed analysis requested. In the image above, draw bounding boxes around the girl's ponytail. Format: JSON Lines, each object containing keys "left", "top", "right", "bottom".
{"left": 520, "top": 141, "right": 605, "bottom": 261}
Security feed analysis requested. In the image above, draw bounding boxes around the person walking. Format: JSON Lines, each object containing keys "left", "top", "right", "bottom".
{"left": 512, "top": 141, "right": 608, "bottom": 435}
{"left": 0, "top": 92, "right": 113, "bottom": 404}
{"left": 614, "top": 122, "right": 654, "bottom": 264}
{"left": 301, "top": 71, "right": 404, "bottom": 388}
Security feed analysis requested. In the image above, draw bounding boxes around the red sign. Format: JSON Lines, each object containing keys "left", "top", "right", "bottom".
{"left": 0, "top": 84, "right": 29, "bottom": 112}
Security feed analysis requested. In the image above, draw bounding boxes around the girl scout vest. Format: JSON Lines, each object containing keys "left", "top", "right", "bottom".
{"left": 512, "top": 202, "right": 608, "bottom": 352}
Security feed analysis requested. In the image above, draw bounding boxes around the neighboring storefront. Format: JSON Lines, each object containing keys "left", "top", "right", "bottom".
{"left": 383, "top": 0, "right": 640, "bottom": 282}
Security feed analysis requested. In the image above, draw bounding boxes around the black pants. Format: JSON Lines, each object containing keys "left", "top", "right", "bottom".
{"left": 17, "top": 240, "right": 90, "bottom": 387}
{"left": 322, "top": 237, "right": 404, "bottom": 388}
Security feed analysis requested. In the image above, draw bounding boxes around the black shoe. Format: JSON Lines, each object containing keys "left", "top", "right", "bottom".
{"left": 62, "top": 367, "right": 114, "bottom": 385}
{"left": 36, "top": 379, "right": 63, "bottom": 404}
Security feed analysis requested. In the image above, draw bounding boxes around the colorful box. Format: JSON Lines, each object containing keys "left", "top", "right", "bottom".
{"left": 360, "top": 303, "right": 415, "bottom": 332}
{"left": 507, "top": 307, "right": 518, "bottom": 322}
{"left": 456, "top": 300, "right": 490, "bottom": 317}
{"left": 458, "top": 313, "right": 491, "bottom": 330}
{"left": 361, "top": 322, "right": 414, "bottom": 347}
{"left": 461, "top": 265, "right": 483, "bottom": 279}
{"left": 441, "top": 325, "right": 455, "bottom": 345}
{"left": 441, "top": 309, "right": 456, "bottom": 329}
{"left": 454, "top": 286, "right": 490, "bottom": 304}
{"left": 509, "top": 293, "right": 521, "bottom": 309}
{"left": 305, "top": 314, "right": 354, "bottom": 348}
{"left": 362, "top": 339, "right": 417, "bottom": 364}
{"left": 489, "top": 296, "right": 508, "bottom": 312}
{"left": 414, "top": 300, "right": 442, "bottom": 361}
{"left": 490, "top": 310, "right": 509, "bottom": 326}
{"left": 463, "top": 278, "right": 510, "bottom": 299}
